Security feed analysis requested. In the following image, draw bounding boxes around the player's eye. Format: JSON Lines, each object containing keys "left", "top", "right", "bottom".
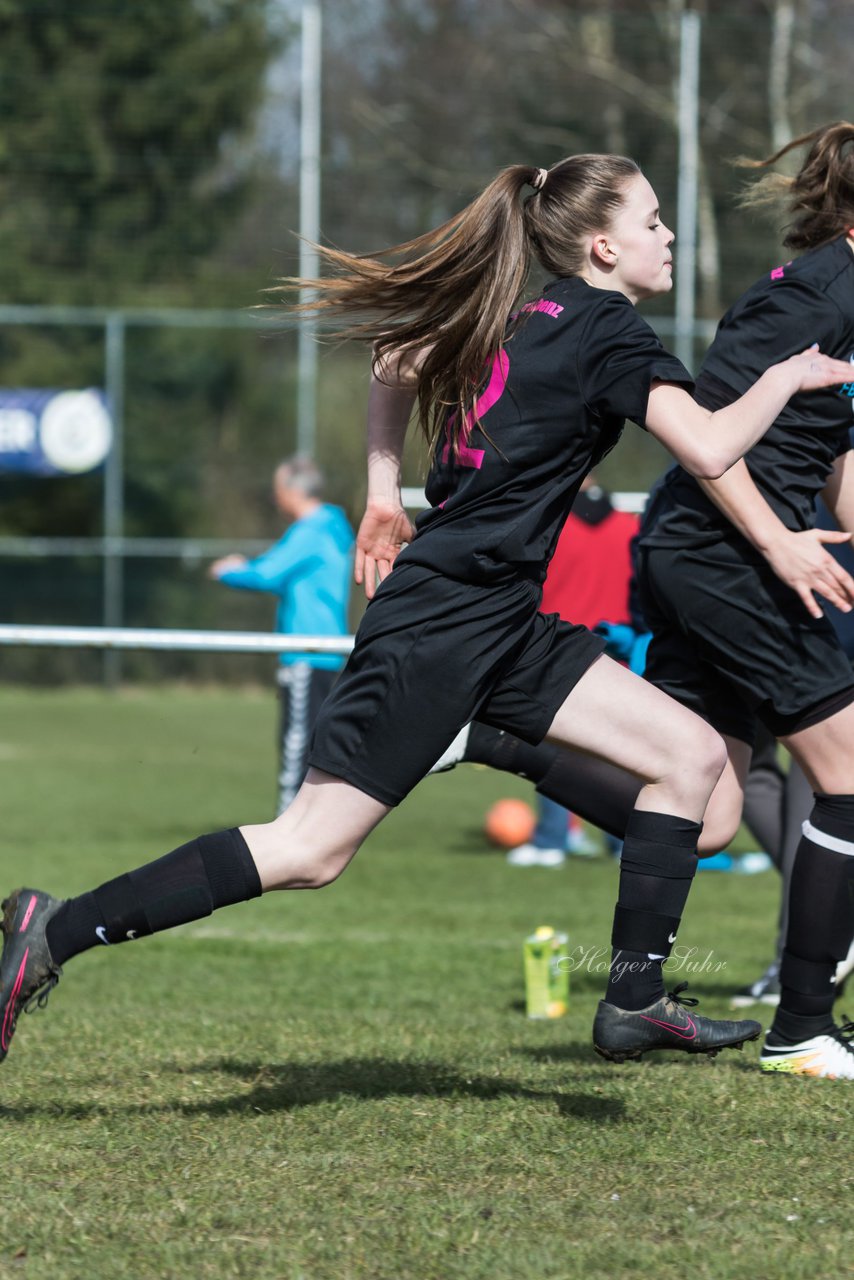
{"left": 649, "top": 222, "right": 660, "bottom": 230}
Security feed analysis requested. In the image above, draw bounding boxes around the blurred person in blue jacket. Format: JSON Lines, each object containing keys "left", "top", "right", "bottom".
{"left": 210, "top": 456, "right": 354, "bottom": 814}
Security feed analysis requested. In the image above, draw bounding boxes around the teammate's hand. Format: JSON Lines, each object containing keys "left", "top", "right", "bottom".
{"left": 762, "top": 526, "right": 854, "bottom": 618}
{"left": 354, "top": 500, "right": 416, "bottom": 599}
{"left": 786, "top": 343, "right": 854, "bottom": 393}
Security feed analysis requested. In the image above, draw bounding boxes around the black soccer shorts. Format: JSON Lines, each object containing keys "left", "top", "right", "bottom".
{"left": 307, "top": 562, "right": 606, "bottom": 805}
{"left": 639, "top": 541, "right": 854, "bottom": 745}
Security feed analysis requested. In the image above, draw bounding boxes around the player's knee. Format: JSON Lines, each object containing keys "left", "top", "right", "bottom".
{"left": 694, "top": 725, "right": 729, "bottom": 788}
{"left": 663, "top": 721, "right": 727, "bottom": 791}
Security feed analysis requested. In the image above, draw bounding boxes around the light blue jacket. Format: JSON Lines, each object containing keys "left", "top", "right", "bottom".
{"left": 218, "top": 503, "right": 354, "bottom": 668}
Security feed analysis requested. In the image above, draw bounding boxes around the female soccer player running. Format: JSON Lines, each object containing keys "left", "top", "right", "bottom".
{"left": 1, "top": 154, "right": 850, "bottom": 1069}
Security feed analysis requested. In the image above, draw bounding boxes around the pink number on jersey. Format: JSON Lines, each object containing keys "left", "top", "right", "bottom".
{"left": 442, "top": 348, "right": 510, "bottom": 469}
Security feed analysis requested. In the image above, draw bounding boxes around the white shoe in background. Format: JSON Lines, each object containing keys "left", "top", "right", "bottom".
{"left": 506, "top": 844, "right": 566, "bottom": 868}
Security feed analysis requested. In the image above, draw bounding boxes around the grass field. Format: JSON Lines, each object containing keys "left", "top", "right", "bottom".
{"left": 0, "top": 687, "right": 850, "bottom": 1280}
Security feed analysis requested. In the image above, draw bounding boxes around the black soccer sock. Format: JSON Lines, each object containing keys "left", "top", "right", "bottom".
{"left": 740, "top": 725, "right": 785, "bottom": 870}
{"left": 466, "top": 724, "right": 638, "bottom": 840}
{"left": 466, "top": 723, "right": 560, "bottom": 781}
{"left": 771, "top": 793, "right": 854, "bottom": 1041}
{"left": 536, "top": 751, "right": 639, "bottom": 840}
{"left": 605, "top": 810, "right": 701, "bottom": 1011}
{"left": 45, "top": 828, "right": 262, "bottom": 964}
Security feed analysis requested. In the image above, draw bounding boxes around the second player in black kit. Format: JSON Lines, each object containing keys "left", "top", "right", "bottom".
{"left": 641, "top": 232, "right": 854, "bottom": 743}
{"left": 638, "top": 129, "right": 854, "bottom": 1078}
{"left": 434, "top": 123, "right": 854, "bottom": 1079}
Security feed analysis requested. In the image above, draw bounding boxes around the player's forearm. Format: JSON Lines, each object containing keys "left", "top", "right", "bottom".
{"left": 697, "top": 460, "right": 791, "bottom": 554}
{"left": 366, "top": 372, "right": 417, "bottom": 505}
{"left": 216, "top": 566, "right": 269, "bottom": 592}
{"left": 707, "top": 363, "right": 802, "bottom": 475}
{"left": 649, "top": 350, "right": 852, "bottom": 478}
{"left": 648, "top": 364, "right": 802, "bottom": 479}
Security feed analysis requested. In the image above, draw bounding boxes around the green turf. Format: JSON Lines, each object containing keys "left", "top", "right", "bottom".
{"left": 0, "top": 688, "right": 850, "bottom": 1280}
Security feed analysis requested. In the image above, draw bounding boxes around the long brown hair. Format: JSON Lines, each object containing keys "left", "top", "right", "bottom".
{"left": 279, "top": 154, "right": 640, "bottom": 456}
{"left": 738, "top": 121, "right": 854, "bottom": 251}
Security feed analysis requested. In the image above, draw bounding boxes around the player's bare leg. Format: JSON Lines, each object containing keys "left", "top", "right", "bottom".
{"left": 241, "top": 770, "right": 390, "bottom": 889}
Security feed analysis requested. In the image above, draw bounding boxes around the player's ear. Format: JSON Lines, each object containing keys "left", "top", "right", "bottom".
{"left": 591, "top": 233, "right": 618, "bottom": 266}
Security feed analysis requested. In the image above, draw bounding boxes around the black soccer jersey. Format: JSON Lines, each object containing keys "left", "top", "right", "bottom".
{"left": 397, "top": 277, "right": 692, "bottom": 585}
{"left": 641, "top": 235, "right": 854, "bottom": 551}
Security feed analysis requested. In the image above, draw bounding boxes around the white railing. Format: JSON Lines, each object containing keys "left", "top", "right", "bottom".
{"left": 0, "top": 625, "right": 354, "bottom": 654}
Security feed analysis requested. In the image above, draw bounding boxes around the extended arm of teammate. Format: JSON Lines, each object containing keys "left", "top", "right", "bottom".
{"left": 355, "top": 352, "right": 420, "bottom": 599}
{"left": 645, "top": 345, "right": 854, "bottom": 480}
{"left": 696, "top": 460, "right": 854, "bottom": 618}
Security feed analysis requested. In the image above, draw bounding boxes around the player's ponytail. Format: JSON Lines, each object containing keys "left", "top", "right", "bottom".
{"left": 279, "top": 155, "right": 640, "bottom": 457}
{"left": 737, "top": 121, "right": 854, "bottom": 251}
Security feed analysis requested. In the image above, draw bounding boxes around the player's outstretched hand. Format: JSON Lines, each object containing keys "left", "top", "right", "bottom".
{"left": 354, "top": 499, "right": 416, "bottom": 599}
{"left": 787, "top": 343, "right": 854, "bottom": 392}
{"left": 763, "top": 526, "right": 854, "bottom": 619}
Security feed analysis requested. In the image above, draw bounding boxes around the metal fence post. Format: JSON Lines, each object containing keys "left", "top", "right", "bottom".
{"left": 103, "top": 313, "right": 125, "bottom": 687}
{"left": 297, "top": 0, "right": 321, "bottom": 458}
{"left": 675, "top": 7, "right": 701, "bottom": 372}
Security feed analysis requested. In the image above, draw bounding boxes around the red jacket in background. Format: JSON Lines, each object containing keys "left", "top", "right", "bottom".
{"left": 541, "top": 491, "right": 639, "bottom": 628}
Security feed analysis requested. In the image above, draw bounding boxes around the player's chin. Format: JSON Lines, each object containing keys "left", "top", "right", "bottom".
{"left": 637, "top": 276, "right": 672, "bottom": 301}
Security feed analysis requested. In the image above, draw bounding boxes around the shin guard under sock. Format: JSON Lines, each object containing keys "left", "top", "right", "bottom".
{"left": 605, "top": 810, "right": 701, "bottom": 1011}
{"left": 46, "top": 829, "right": 262, "bottom": 964}
{"left": 773, "top": 793, "right": 854, "bottom": 1038}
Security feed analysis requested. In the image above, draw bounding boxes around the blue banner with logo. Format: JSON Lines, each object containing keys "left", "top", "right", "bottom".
{"left": 0, "top": 389, "right": 112, "bottom": 476}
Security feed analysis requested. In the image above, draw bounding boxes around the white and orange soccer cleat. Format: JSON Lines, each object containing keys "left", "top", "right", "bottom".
{"left": 760, "top": 1021, "right": 854, "bottom": 1079}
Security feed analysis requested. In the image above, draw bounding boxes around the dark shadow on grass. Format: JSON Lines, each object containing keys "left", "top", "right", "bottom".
{"left": 516, "top": 1044, "right": 604, "bottom": 1065}
{"left": 170, "top": 1057, "right": 625, "bottom": 1122}
{"left": 518, "top": 1043, "right": 761, "bottom": 1070}
{"left": 0, "top": 1057, "right": 624, "bottom": 1124}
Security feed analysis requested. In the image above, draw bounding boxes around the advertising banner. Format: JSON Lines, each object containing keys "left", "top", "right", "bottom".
{"left": 0, "top": 389, "right": 112, "bottom": 475}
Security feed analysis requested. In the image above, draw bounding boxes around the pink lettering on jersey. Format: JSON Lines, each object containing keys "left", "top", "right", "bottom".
{"left": 770, "top": 261, "right": 792, "bottom": 280}
{"left": 515, "top": 298, "right": 565, "bottom": 319}
{"left": 442, "top": 349, "right": 510, "bottom": 470}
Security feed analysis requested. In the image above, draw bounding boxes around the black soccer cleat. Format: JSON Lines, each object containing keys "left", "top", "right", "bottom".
{"left": 593, "top": 982, "right": 761, "bottom": 1063}
{"left": 0, "top": 888, "right": 63, "bottom": 1063}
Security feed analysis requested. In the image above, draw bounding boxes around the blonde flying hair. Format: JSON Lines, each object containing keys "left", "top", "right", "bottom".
{"left": 279, "top": 154, "right": 640, "bottom": 457}
{"left": 738, "top": 120, "right": 854, "bottom": 251}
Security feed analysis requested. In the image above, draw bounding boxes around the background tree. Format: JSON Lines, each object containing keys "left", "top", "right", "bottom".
{"left": 0, "top": 0, "right": 280, "bottom": 305}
